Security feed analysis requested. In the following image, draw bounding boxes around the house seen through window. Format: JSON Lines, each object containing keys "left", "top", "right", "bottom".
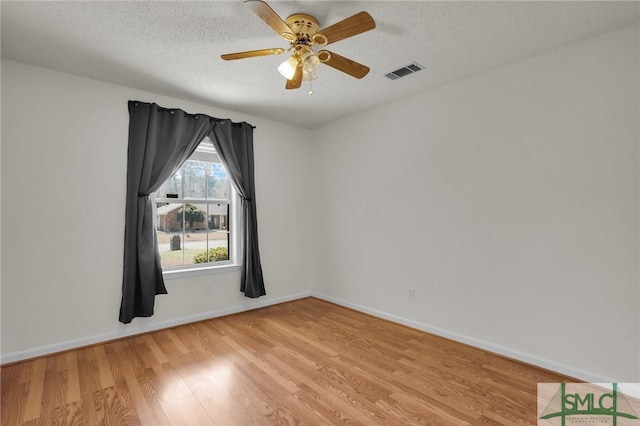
{"left": 155, "top": 137, "right": 235, "bottom": 269}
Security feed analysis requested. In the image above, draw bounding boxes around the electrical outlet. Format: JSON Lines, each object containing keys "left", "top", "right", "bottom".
{"left": 408, "top": 288, "right": 415, "bottom": 301}
{"left": 204, "top": 283, "right": 213, "bottom": 294}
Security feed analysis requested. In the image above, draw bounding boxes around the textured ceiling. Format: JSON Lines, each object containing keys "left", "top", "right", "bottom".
{"left": 2, "top": 1, "right": 638, "bottom": 128}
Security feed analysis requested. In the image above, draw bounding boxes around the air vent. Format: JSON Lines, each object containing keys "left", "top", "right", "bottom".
{"left": 385, "top": 62, "right": 424, "bottom": 80}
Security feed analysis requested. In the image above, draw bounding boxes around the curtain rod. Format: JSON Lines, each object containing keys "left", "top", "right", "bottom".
{"left": 130, "top": 101, "right": 256, "bottom": 129}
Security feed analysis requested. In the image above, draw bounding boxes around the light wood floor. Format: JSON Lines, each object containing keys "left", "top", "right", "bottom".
{"left": 2, "top": 297, "right": 571, "bottom": 425}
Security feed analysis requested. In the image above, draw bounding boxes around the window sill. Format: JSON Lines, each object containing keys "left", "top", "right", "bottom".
{"left": 163, "top": 263, "right": 241, "bottom": 280}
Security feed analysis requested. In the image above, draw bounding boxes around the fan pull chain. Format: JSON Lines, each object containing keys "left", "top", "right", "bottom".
{"left": 308, "top": 79, "right": 314, "bottom": 96}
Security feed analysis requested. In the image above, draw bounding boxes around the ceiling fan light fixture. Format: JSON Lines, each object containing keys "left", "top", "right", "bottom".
{"left": 301, "top": 51, "right": 320, "bottom": 73}
{"left": 303, "top": 69, "right": 318, "bottom": 82}
{"left": 277, "top": 55, "right": 298, "bottom": 80}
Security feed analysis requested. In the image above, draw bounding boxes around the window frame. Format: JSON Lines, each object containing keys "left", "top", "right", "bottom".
{"left": 154, "top": 139, "right": 241, "bottom": 279}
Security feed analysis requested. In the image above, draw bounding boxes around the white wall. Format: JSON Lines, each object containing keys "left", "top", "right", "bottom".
{"left": 0, "top": 60, "right": 314, "bottom": 361}
{"left": 311, "top": 25, "right": 639, "bottom": 382}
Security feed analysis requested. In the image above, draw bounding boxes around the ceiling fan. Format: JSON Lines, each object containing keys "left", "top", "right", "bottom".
{"left": 221, "top": 0, "right": 376, "bottom": 90}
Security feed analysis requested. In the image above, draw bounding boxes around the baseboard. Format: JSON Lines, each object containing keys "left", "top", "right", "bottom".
{"left": 310, "top": 292, "right": 615, "bottom": 384}
{"left": 1, "top": 291, "right": 312, "bottom": 365}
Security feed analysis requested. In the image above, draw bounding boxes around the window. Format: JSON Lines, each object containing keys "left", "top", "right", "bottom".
{"left": 155, "top": 137, "right": 238, "bottom": 273}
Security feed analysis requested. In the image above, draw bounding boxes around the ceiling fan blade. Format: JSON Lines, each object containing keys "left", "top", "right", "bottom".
{"left": 285, "top": 63, "right": 303, "bottom": 90}
{"left": 318, "top": 50, "right": 370, "bottom": 79}
{"left": 244, "top": 0, "right": 297, "bottom": 41}
{"left": 317, "top": 11, "right": 375, "bottom": 45}
{"left": 221, "top": 48, "right": 286, "bottom": 60}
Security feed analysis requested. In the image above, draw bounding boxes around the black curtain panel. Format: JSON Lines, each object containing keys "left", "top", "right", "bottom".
{"left": 120, "top": 101, "right": 263, "bottom": 324}
{"left": 209, "top": 121, "right": 266, "bottom": 298}
{"left": 120, "top": 101, "right": 212, "bottom": 324}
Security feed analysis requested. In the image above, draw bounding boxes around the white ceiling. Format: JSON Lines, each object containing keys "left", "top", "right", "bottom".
{"left": 2, "top": 1, "right": 638, "bottom": 128}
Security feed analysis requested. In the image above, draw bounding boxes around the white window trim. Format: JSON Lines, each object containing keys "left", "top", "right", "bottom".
{"left": 156, "top": 138, "right": 242, "bottom": 279}
{"left": 163, "top": 263, "right": 241, "bottom": 280}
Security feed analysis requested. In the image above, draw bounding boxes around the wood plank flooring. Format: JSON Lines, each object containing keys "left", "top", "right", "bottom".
{"left": 1, "top": 297, "right": 571, "bottom": 425}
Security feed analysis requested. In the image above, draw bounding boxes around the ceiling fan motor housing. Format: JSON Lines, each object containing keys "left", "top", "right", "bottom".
{"left": 285, "top": 14, "right": 327, "bottom": 47}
